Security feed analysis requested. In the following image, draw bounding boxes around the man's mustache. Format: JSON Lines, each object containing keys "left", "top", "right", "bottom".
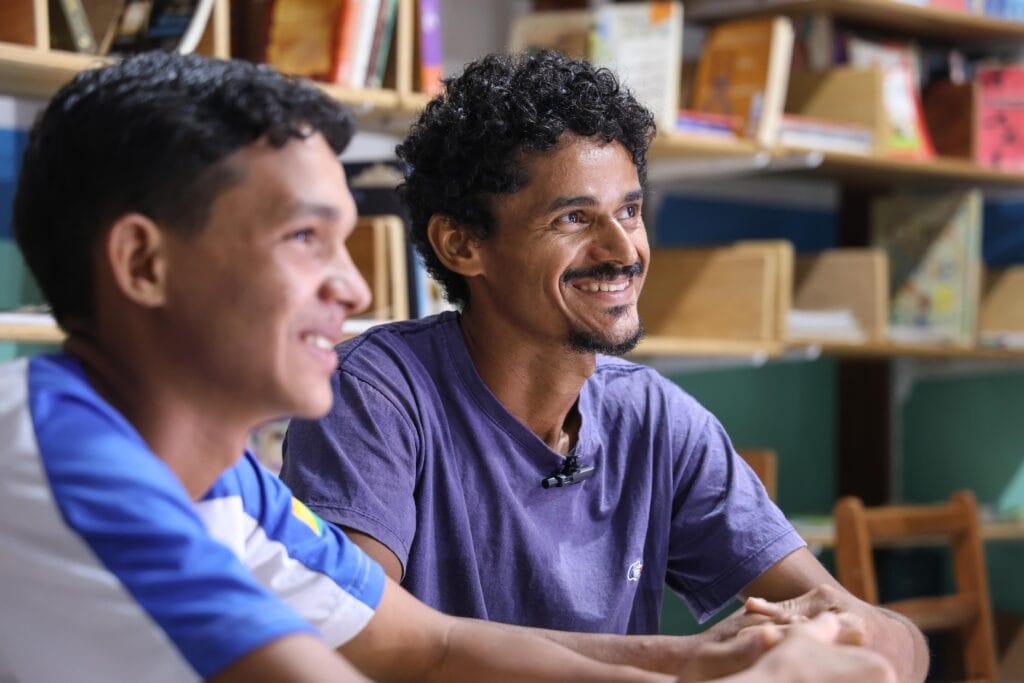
{"left": 561, "top": 262, "right": 644, "bottom": 283}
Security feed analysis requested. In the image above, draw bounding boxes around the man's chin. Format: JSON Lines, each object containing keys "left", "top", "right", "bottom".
{"left": 566, "top": 322, "right": 644, "bottom": 356}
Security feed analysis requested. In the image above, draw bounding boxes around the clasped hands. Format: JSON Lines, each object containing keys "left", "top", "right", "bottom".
{"left": 676, "top": 585, "right": 898, "bottom": 683}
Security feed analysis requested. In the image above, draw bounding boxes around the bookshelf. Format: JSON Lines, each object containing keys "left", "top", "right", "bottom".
{"left": 684, "top": 0, "right": 1024, "bottom": 42}
{"left": 0, "top": 0, "right": 430, "bottom": 116}
{"left": 0, "top": 0, "right": 438, "bottom": 347}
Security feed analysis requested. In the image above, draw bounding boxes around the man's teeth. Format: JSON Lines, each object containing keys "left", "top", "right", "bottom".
{"left": 584, "top": 281, "right": 628, "bottom": 292}
{"left": 302, "top": 333, "right": 334, "bottom": 350}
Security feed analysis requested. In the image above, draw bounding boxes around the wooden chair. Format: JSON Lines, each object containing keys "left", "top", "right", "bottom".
{"left": 833, "top": 490, "right": 998, "bottom": 683}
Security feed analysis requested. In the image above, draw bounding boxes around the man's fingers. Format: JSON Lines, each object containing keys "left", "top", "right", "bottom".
{"left": 836, "top": 612, "right": 868, "bottom": 646}
{"left": 678, "top": 625, "right": 783, "bottom": 682}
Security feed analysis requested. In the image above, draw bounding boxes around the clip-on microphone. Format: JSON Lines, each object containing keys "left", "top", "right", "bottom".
{"left": 541, "top": 455, "right": 595, "bottom": 489}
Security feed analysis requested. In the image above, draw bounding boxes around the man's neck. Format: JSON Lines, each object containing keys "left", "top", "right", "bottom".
{"left": 457, "top": 310, "right": 593, "bottom": 453}
{"left": 64, "top": 335, "right": 250, "bottom": 500}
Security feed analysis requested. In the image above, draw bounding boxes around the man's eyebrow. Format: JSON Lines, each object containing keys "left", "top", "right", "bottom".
{"left": 545, "top": 189, "right": 645, "bottom": 214}
{"left": 280, "top": 201, "right": 341, "bottom": 222}
{"left": 545, "top": 195, "right": 598, "bottom": 213}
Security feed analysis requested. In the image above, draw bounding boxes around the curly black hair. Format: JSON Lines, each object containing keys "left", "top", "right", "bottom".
{"left": 396, "top": 50, "right": 656, "bottom": 309}
{"left": 14, "top": 51, "right": 354, "bottom": 330}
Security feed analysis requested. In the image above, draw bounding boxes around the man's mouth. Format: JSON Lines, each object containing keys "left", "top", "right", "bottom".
{"left": 300, "top": 332, "right": 336, "bottom": 350}
{"left": 576, "top": 280, "right": 629, "bottom": 292}
{"left": 563, "top": 262, "right": 643, "bottom": 293}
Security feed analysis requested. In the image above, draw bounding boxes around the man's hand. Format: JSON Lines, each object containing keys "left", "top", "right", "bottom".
{"left": 677, "top": 613, "right": 896, "bottom": 683}
{"left": 693, "top": 584, "right": 868, "bottom": 647}
{"left": 676, "top": 611, "right": 869, "bottom": 682}
{"left": 740, "top": 583, "right": 928, "bottom": 683}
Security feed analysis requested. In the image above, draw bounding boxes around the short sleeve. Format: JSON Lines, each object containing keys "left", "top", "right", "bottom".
{"left": 205, "top": 453, "right": 385, "bottom": 648}
{"left": 665, "top": 412, "right": 805, "bottom": 623}
{"left": 282, "top": 368, "right": 420, "bottom": 574}
{"left": 14, "top": 360, "right": 317, "bottom": 681}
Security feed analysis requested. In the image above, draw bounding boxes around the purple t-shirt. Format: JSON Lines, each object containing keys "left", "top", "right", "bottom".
{"left": 282, "top": 312, "right": 804, "bottom": 633}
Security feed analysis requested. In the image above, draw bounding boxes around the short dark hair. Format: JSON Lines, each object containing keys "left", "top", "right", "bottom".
{"left": 14, "top": 51, "right": 355, "bottom": 329}
{"left": 395, "top": 50, "right": 656, "bottom": 309}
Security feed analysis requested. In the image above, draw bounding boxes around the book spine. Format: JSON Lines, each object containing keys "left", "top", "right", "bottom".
{"left": 367, "top": 0, "right": 398, "bottom": 89}
{"left": 329, "top": 0, "right": 362, "bottom": 85}
{"left": 57, "top": 0, "right": 99, "bottom": 53}
{"left": 349, "top": 0, "right": 382, "bottom": 88}
{"left": 175, "top": 0, "right": 215, "bottom": 54}
{"left": 418, "top": 0, "right": 443, "bottom": 96}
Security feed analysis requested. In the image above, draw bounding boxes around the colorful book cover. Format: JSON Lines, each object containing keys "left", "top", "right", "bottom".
{"left": 977, "top": 65, "right": 1024, "bottom": 171}
{"left": 692, "top": 15, "right": 794, "bottom": 146}
{"left": 845, "top": 36, "right": 935, "bottom": 160}
{"left": 872, "top": 190, "right": 982, "bottom": 345}
{"left": 590, "top": 2, "right": 683, "bottom": 130}
{"left": 366, "top": 0, "right": 398, "bottom": 89}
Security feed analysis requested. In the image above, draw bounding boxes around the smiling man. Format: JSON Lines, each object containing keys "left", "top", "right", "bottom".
{"left": 0, "top": 50, "right": 761, "bottom": 683}
{"left": 281, "top": 51, "right": 927, "bottom": 681}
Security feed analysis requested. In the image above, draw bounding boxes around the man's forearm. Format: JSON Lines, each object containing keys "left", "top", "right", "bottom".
{"left": 869, "top": 607, "right": 929, "bottom": 683}
{"left": 433, "top": 618, "right": 677, "bottom": 683}
{"left": 490, "top": 622, "right": 700, "bottom": 674}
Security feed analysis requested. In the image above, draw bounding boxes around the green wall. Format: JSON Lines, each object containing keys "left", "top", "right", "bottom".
{"left": 903, "top": 370, "right": 1024, "bottom": 614}
{"left": 659, "top": 360, "right": 1024, "bottom": 633}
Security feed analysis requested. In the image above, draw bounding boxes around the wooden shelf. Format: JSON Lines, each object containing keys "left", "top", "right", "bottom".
{"left": 685, "top": 0, "right": 1024, "bottom": 42}
{"left": 0, "top": 317, "right": 402, "bottom": 345}
{"left": 805, "top": 340, "right": 1024, "bottom": 361}
{"left": 648, "top": 134, "right": 1024, "bottom": 188}
{"left": 0, "top": 40, "right": 429, "bottom": 118}
{"left": 0, "top": 41, "right": 109, "bottom": 99}
{"left": 0, "top": 320, "right": 63, "bottom": 344}
{"left": 805, "top": 148, "right": 1024, "bottom": 188}
{"left": 635, "top": 335, "right": 783, "bottom": 358}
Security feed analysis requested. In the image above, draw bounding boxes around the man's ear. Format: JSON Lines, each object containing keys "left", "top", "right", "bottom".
{"left": 105, "top": 213, "right": 169, "bottom": 309}
{"left": 427, "top": 214, "right": 484, "bottom": 277}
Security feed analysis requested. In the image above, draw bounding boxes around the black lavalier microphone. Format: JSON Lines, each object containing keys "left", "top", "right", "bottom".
{"left": 541, "top": 455, "right": 595, "bottom": 489}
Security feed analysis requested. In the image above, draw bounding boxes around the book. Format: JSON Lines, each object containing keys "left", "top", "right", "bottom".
{"left": 691, "top": 15, "right": 795, "bottom": 147}
{"left": 365, "top": 0, "right": 398, "bottom": 89}
{"left": 977, "top": 65, "right": 1024, "bottom": 171}
{"left": 589, "top": 2, "right": 683, "bottom": 130}
{"left": 509, "top": 2, "right": 684, "bottom": 130}
{"left": 107, "top": 0, "right": 214, "bottom": 55}
{"left": 265, "top": 0, "right": 340, "bottom": 79}
{"left": 83, "top": 0, "right": 128, "bottom": 55}
{"left": 675, "top": 109, "right": 741, "bottom": 139}
{"left": 328, "top": 0, "right": 360, "bottom": 84}
{"left": 778, "top": 113, "right": 875, "bottom": 154}
{"left": 844, "top": 36, "right": 935, "bottom": 160}
{"left": 871, "top": 190, "right": 983, "bottom": 346}
{"left": 416, "top": 0, "right": 443, "bottom": 97}
{"left": 347, "top": 0, "right": 381, "bottom": 88}
{"left": 49, "top": 0, "right": 99, "bottom": 53}
{"left": 508, "top": 8, "right": 591, "bottom": 61}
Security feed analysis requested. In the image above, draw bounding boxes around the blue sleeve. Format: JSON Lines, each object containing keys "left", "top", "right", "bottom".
{"left": 27, "top": 358, "right": 317, "bottom": 679}
{"left": 665, "top": 396, "right": 805, "bottom": 623}
{"left": 208, "top": 452, "right": 386, "bottom": 645}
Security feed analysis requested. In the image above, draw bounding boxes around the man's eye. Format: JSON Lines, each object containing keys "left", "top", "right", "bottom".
{"left": 557, "top": 211, "right": 582, "bottom": 224}
{"left": 289, "top": 228, "right": 315, "bottom": 242}
{"left": 619, "top": 205, "right": 639, "bottom": 219}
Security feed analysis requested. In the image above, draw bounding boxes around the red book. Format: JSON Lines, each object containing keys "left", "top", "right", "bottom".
{"left": 328, "top": 0, "right": 361, "bottom": 85}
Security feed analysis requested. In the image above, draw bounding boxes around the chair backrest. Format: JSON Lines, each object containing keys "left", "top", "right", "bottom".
{"left": 833, "top": 490, "right": 998, "bottom": 683}
{"left": 737, "top": 448, "right": 777, "bottom": 501}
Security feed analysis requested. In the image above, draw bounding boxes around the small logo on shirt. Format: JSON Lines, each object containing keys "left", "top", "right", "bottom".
{"left": 626, "top": 559, "right": 644, "bottom": 582}
{"left": 291, "top": 497, "right": 323, "bottom": 537}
